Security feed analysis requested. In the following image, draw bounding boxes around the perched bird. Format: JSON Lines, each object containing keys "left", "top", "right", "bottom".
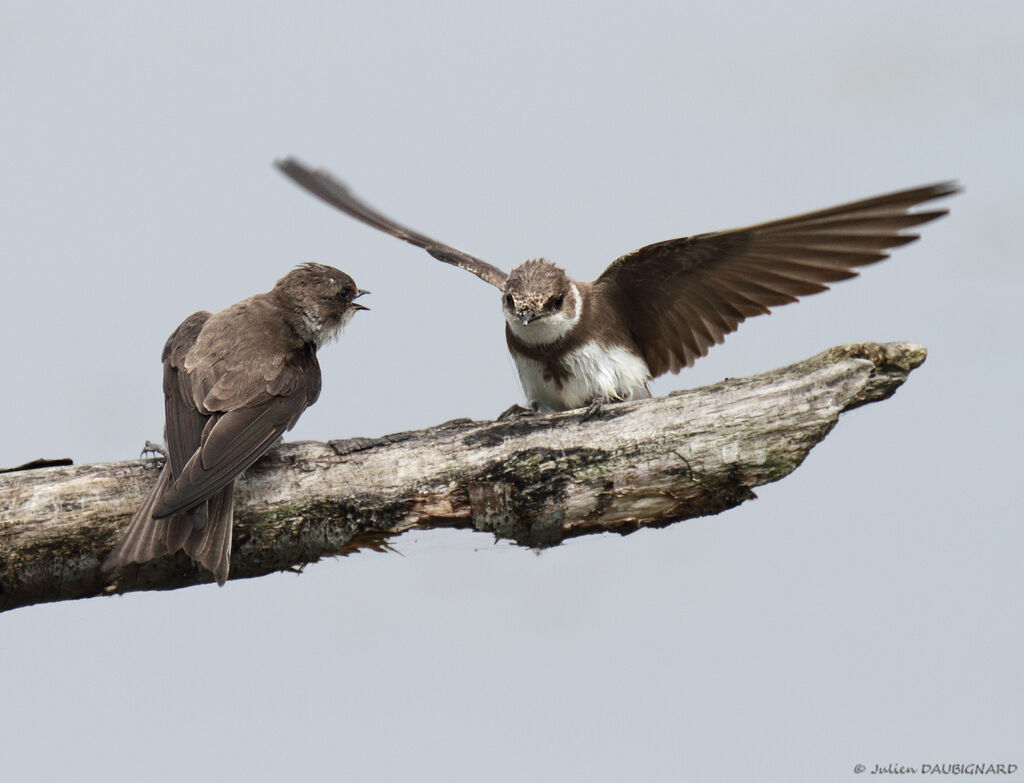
{"left": 104, "top": 263, "right": 369, "bottom": 584}
{"left": 276, "top": 158, "right": 957, "bottom": 414}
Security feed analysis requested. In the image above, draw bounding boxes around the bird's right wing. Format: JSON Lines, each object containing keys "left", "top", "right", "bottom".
{"left": 151, "top": 345, "right": 321, "bottom": 520}
{"left": 152, "top": 395, "right": 306, "bottom": 518}
{"left": 276, "top": 157, "right": 508, "bottom": 290}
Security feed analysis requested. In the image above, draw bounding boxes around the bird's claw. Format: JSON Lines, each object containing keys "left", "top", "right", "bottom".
{"left": 581, "top": 397, "right": 611, "bottom": 422}
{"left": 140, "top": 440, "right": 168, "bottom": 462}
{"left": 497, "top": 404, "right": 535, "bottom": 421}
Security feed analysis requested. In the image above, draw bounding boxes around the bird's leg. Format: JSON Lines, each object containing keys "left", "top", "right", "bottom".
{"left": 140, "top": 440, "right": 168, "bottom": 462}
{"left": 497, "top": 403, "right": 537, "bottom": 421}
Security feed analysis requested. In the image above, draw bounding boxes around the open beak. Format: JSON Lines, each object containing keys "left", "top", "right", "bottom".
{"left": 353, "top": 290, "right": 370, "bottom": 311}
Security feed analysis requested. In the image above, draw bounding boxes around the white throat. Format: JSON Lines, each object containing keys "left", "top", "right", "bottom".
{"left": 504, "top": 281, "right": 582, "bottom": 346}
{"left": 302, "top": 308, "right": 353, "bottom": 348}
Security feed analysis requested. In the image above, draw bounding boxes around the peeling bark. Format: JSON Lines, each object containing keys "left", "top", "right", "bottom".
{"left": 0, "top": 341, "right": 926, "bottom": 612}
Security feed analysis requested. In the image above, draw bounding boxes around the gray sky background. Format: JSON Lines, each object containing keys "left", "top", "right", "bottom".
{"left": 2, "top": 2, "right": 1021, "bottom": 780}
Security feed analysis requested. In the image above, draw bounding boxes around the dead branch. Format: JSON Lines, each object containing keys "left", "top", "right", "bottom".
{"left": 0, "top": 341, "right": 925, "bottom": 612}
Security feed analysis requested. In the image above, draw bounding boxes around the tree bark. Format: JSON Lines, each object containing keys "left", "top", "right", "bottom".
{"left": 0, "top": 341, "right": 925, "bottom": 613}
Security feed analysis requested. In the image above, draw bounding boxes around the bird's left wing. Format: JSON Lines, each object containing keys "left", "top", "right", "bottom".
{"left": 162, "top": 311, "right": 212, "bottom": 480}
{"left": 593, "top": 181, "right": 960, "bottom": 377}
{"left": 104, "top": 311, "right": 212, "bottom": 572}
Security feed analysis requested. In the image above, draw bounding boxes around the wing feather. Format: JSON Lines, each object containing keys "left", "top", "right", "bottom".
{"left": 155, "top": 321, "right": 321, "bottom": 520}
{"left": 162, "top": 311, "right": 211, "bottom": 479}
{"left": 103, "top": 312, "right": 212, "bottom": 574}
{"left": 595, "top": 181, "right": 960, "bottom": 376}
{"left": 152, "top": 392, "right": 309, "bottom": 519}
{"left": 276, "top": 157, "right": 509, "bottom": 290}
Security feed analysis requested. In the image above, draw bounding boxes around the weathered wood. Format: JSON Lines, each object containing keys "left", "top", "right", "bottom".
{"left": 0, "top": 341, "right": 925, "bottom": 612}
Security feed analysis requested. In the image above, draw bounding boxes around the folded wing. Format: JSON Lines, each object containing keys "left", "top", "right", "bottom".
{"left": 103, "top": 311, "right": 213, "bottom": 572}
{"left": 152, "top": 355, "right": 319, "bottom": 519}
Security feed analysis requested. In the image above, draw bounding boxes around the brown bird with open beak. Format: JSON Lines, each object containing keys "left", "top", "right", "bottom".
{"left": 104, "top": 263, "right": 369, "bottom": 584}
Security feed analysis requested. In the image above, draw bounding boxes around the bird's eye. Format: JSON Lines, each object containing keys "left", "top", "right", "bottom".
{"left": 549, "top": 295, "right": 564, "bottom": 310}
{"left": 505, "top": 294, "right": 514, "bottom": 308}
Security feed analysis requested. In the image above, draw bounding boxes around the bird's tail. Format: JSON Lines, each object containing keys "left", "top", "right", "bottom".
{"left": 102, "top": 467, "right": 235, "bottom": 586}
{"left": 181, "top": 482, "right": 234, "bottom": 586}
{"left": 103, "top": 466, "right": 176, "bottom": 572}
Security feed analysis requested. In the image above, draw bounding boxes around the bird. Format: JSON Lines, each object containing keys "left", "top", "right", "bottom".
{"left": 104, "top": 263, "right": 369, "bottom": 584}
{"left": 276, "top": 157, "right": 958, "bottom": 416}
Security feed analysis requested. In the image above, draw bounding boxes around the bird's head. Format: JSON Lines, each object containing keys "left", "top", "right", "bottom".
{"left": 274, "top": 262, "right": 369, "bottom": 346}
{"left": 501, "top": 259, "right": 580, "bottom": 345}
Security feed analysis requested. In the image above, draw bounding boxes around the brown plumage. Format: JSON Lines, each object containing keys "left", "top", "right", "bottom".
{"left": 276, "top": 157, "right": 958, "bottom": 411}
{"left": 104, "top": 263, "right": 369, "bottom": 584}
{"left": 591, "top": 182, "right": 959, "bottom": 375}
{"left": 275, "top": 158, "right": 508, "bottom": 289}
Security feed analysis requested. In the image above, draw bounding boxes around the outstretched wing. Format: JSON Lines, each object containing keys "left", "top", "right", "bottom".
{"left": 594, "top": 181, "right": 960, "bottom": 377}
{"left": 275, "top": 157, "right": 508, "bottom": 290}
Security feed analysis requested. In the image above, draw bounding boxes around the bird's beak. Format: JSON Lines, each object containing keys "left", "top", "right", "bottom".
{"left": 352, "top": 290, "right": 370, "bottom": 312}
{"left": 518, "top": 312, "right": 536, "bottom": 326}
{"left": 356, "top": 289, "right": 370, "bottom": 298}
{"left": 352, "top": 303, "right": 370, "bottom": 311}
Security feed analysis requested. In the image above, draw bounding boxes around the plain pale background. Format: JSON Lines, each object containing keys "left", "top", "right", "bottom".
{"left": 2, "top": 2, "right": 1021, "bottom": 780}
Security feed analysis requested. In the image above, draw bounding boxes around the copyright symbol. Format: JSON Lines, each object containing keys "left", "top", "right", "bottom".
{"left": 854, "top": 764, "right": 865, "bottom": 774}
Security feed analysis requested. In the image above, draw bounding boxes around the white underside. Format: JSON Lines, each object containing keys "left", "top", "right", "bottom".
{"left": 512, "top": 341, "right": 652, "bottom": 412}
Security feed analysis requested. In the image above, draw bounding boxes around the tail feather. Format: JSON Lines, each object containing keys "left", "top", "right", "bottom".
{"left": 184, "top": 483, "right": 234, "bottom": 586}
{"left": 103, "top": 467, "right": 174, "bottom": 570}
{"left": 103, "top": 467, "right": 236, "bottom": 585}
{"left": 164, "top": 509, "right": 200, "bottom": 552}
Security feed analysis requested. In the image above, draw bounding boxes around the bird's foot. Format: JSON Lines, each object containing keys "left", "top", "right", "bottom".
{"left": 581, "top": 396, "right": 613, "bottom": 422}
{"left": 497, "top": 404, "right": 536, "bottom": 421}
{"left": 141, "top": 440, "right": 167, "bottom": 461}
